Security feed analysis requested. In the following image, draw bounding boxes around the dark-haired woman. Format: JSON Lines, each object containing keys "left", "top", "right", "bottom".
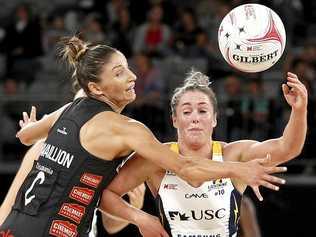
{"left": 0, "top": 37, "right": 286, "bottom": 237}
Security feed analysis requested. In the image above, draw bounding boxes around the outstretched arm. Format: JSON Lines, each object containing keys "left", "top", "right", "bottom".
{"left": 117, "top": 119, "right": 286, "bottom": 191}
{"left": 239, "top": 72, "right": 307, "bottom": 165}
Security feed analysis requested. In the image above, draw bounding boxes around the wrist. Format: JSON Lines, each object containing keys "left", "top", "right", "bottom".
{"left": 130, "top": 207, "right": 144, "bottom": 226}
{"left": 225, "top": 161, "right": 240, "bottom": 180}
{"left": 292, "top": 105, "right": 307, "bottom": 115}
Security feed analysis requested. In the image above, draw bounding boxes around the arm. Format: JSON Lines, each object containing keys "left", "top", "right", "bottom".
{"left": 117, "top": 119, "right": 285, "bottom": 187}
{"left": 16, "top": 104, "right": 70, "bottom": 146}
{"left": 101, "top": 184, "right": 145, "bottom": 234}
{"left": 239, "top": 196, "right": 262, "bottom": 237}
{"left": 239, "top": 72, "right": 307, "bottom": 165}
{"left": 0, "top": 140, "right": 44, "bottom": 225}
{"left": 99, "top": 156, "right": 168, "bottom": 237}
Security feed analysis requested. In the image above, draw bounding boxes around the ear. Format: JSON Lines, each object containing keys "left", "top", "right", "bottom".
{"left": 87, "top": 82, "right": 103, "bottom": 96}
{"left": 212, "top": 113, "right": 217, "bottom": 128}
{"left": 172, "top": 115, "right": 178, "bottom": 129}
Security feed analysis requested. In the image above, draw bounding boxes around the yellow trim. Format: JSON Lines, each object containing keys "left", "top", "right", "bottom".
{"left": 169, "top": 141, "right": 222, "bottom": 156}
{"left": 170, "top": 143, "right": 179, "bottom": 153}
{"left": 212, "top": 141, "right": 222, "bottom": 156}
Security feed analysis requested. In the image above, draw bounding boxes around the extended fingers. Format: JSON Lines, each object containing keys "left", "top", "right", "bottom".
{"left": 19, "top": 120, "right": 24, "bottom": 128}
{"left": 263, "top": 174, "right": 286, "bottom": 185}
{"left": 23, "top": 112, "right": 29, "bottom": 122}
{"left": 260, "top": 180, "right": 279, "bottom": 191}
{"left": 264, "top": 166, "right": 287, "bottom": 174}
{"left": 30, "top": 106, "right": 36, "bottom": 121}
{"left": 251, "top": 186, "right": 263, "bottom": 202}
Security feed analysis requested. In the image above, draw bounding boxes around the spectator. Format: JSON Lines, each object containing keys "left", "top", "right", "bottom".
{"left": 129, "top": 52, "right": 166, "bottom": 139}
{"left": 2, "top": 3, "right": 43, "bottom": 86}
{"left": 223, "top": 74, "right": 243, "bottom": 141}
{"left": 133, "top": 4, "right": 171, "bottom": 58}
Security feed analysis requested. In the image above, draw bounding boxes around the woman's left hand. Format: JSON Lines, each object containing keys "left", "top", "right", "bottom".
{"left": 282, "top": 72, "right": 308, "bottom": 111}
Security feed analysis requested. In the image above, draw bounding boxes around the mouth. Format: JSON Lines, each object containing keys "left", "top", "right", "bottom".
{"left": 126, "top": 84, "right": 135, "bottom": 93}
{"left": 188, "top": 128, "right": 203, "bottom": 132}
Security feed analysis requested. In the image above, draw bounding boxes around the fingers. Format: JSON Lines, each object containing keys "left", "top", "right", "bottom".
{"left": 287, "top": 72, "right": 298, "bottom": 80}
{"left": 19, "top": 120, "right": 24, "bottom": 128}
{"left": 30, "top": 106, "right": 36, "bottom": 121}
{"left": 252, "top": 186, "right": 263, "bottom": 202}
{"left": 282, "top": 83, "right": 290, "bottom": 95}
{"left": 263, "top": 174, "right": 286, "bottom": 185}
{"left": 264, "top": 166, "right": 287, "bottom": 174}
{"left": 23, "top": 112, "right": 29, "bottom": 123}
{"left": 259, "top": 180, "right": 279, "bottom": 191}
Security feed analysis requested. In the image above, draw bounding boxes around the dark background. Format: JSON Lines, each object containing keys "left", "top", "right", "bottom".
{"left": 0, "top": 0, "right": 316, "bottom": 236}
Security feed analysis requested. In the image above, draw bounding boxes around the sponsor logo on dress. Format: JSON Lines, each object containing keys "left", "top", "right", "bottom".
{"left": 57, "top": 127, "right": 68, "bottom": 135}
{"left": 40, "top": 143, "right": 74, "bottom": 168}
{"left": 184, "top": 193, "right": 208, "bottom": 199}
{"left": 163, "top": 184, "right": 178, "bottom": 190}
{"left": 49, "top": 220, "right": 77, "bottom": 237}
{"left": 69, "top": 187, "right": 95, "bottom": 205}
{"left": 207, "top": 179, "right": 228, "bottom": 191}
{"left": 80, "top": 173, "right": 103, "bottom": 188}
{"left": 169, "top": 208, "right": 226, "bottom": 221}
{"left": 58, "top": 203, "right": 85, "bottom": 224}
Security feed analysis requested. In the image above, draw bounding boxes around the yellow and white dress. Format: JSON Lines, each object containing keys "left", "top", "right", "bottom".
{"left": 157, "top": 141, "right": 241, "bottom": 237}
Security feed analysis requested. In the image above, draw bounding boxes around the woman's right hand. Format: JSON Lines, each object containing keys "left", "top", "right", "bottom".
{"left": 136, "top": 212, "right": 169, "bottom": 237}
{"left": 17, "top": 106, "right": 37, "bottom": 131}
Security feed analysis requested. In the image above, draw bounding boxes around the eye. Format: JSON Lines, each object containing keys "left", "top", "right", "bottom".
{"left": 183, "top": 111, "right": 191, "bottom": 115}
{"left": 115, "top": 70, "right": 124, "bottom": 77}
{"left": 199, "top": 110, "right": 207, "bottom": 113}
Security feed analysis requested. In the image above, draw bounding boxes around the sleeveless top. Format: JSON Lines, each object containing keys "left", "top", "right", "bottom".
{"left": 156, "top": 141, "right": 242, "bottom": 237}
{"left": 0, "top": 97, "right": 128, "bottom": 237}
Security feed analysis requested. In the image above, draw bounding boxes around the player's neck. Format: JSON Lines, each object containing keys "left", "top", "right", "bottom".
{"left": 178, "top": 139, "right": 212, "bottom": 160}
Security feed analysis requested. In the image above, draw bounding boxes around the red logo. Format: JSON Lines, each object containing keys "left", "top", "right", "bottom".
{"left": 80, "top": 173, "right": 103, "bottom": 188}
{"left": 49, "top": 220, "right": 77, "bottom": 237}
{"left": 163, "top": 184, "right": 178, "bottom": 190}
{"left": 58, "top": 203, "right": 86, "bottom": 224}
{"left": 69, "top": 187, "right": 95, "bottom": 205}
{"left": 0, "top": 230, "right": 14, "bottom": 237}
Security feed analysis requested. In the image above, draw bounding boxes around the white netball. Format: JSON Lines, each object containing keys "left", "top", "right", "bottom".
{"left": 218, "top": 4, "right": 286, "bottom": 73}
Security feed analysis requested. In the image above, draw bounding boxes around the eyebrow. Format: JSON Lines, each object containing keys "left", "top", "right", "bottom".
{"left": 112, "top": 65, "right": 123, "bottom": 71}
{"left": 181, "top": 102, "right": 208, "bottom": 107}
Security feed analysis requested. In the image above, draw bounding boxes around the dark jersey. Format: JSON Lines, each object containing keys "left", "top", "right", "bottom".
{"left": 0, "top": 97, "right": 128, "bottom": 237}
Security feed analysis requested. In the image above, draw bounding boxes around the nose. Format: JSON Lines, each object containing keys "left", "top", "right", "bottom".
{"left": 191, "top": 111, "right": 200, "bottom": 124}
{"left": 128, "top": 68, "right": 137, "bottom": 82}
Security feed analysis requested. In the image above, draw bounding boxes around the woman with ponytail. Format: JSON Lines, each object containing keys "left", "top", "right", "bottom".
{"left": 0, "top": 37, "right": 287, "bottom": 237}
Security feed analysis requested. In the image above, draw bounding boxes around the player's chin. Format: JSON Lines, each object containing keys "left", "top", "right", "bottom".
{"left": 126, "top": 94, "right": 136, "bottom": 103}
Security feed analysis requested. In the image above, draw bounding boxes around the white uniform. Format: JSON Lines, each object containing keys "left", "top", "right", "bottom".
{"left": 157, "top": 141, "right": 241, "bottom": 237}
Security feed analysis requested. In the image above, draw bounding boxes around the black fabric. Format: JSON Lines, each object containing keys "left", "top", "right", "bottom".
{"left": 0, "top": 97, "right": 127, "bottom": 237}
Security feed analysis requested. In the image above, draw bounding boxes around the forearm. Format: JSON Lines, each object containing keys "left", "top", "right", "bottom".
{"left": 17, "top": 122, "right": 44, "bottom": 145}
{"left": 179, "top": 159, "right": 240, "bottom": 185}
{"left": 101, "top": 212, "right": 129, "bottom": 234}
{"left": 281, "top": 108, "right": 307, "bottom": 158}
{"left": 99, "top": 189, "right": 143, "bottom": 227}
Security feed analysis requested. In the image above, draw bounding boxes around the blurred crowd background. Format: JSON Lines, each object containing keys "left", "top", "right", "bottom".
{"left": 0, "top": 0, "right": 315, "bottom": 236}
